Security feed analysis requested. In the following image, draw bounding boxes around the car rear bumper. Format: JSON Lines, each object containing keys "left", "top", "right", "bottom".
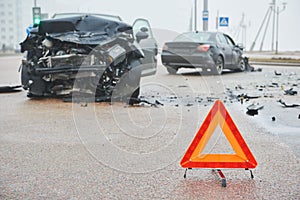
{"left": 161, "top": 52, "right": 215, "bottom": 68}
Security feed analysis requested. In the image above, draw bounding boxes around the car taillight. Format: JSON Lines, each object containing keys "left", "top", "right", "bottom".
{"left": 197, "top": 44, "right": 210, "bottom": 52}
{"left": 162, "top": 44, "right": 169, "bottom": 51}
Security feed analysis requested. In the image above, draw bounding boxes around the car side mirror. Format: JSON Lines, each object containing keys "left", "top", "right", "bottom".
{"left": 236, "top": 43, "right": 244, "bottom": 50}
{"left": 140, "top": 27, "right": 148, "bottom": 32}
{"left": 136, "top": 31, "right": 149, "bottom": 43}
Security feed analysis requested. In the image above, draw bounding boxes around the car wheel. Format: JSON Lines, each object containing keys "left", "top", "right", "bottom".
{"left": 21, "top": 64, "right": 30, "bottom": 89}
{"left": 237, "top": 58, "right": 246, "bottom": 72}
{"left": 212, "top": 56, "right": 223, "bottom": 75}
{"left": 166, "top": 66, "right": 178, "bottom": 74}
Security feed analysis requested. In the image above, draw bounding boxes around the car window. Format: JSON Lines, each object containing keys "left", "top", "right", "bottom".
{"left": 132, "top": 19, "right": 153, "bottom": 38}
{"left": 224, "top": 35, "right": 235, "bottom": 46}
{"left": 174, "top": 32, "right": 214, "bottom": 43}
{"left": 216, "top": 34, "right": 228, "bottom": 45}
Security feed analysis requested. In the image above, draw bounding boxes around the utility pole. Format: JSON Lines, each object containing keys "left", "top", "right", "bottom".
{"left": 275, "top": 2, "right": 287, "bottom": 54}
{"left": 259, "top": 9, "right": 272, "bottom": 51}
{"left": 194, "top": 0, "right": 197, "bottom": 31}
{"left": 271, "top": 0, "right": 276, "bottom": 51}
{"left": 216, "top": 10, "right": 219, "bottom": 31}
{"left": 34, "top": 0, "right": 37, "bottom": 6}
{"left": 249, "top": 7, "right": 271, "bottom": 51}
{"left": 203, "top": 0, "right": 208, "bottom": 31}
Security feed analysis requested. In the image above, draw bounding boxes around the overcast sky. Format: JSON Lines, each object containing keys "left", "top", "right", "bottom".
{"left": 34, "top": 0, "right": 299, "bottom": 51}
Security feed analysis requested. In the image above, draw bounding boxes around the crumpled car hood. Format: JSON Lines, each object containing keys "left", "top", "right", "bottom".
{"left": 37, "top": 15, "right": 133, "bottom": 45}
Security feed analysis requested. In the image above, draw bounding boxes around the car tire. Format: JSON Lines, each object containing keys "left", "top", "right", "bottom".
{"left": 236, "top": 58, "right": 246, "bottom": 72}
{"left": 21, "top": 64, "right": 30, "bottom": 89}
{"left": 212, "top": 56, "right": 223, "bottom": 75}
{"left": 166, "top": 66, "right": 178, "bottom": 74}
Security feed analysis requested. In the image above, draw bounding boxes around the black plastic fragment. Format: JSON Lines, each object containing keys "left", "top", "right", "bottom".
{"left": 0, "top": 85, "right": 22, "bottom": 93}
{"left": 278, "top": 99, "right": 300, "bottom": 108}
{"left": 284, "top": 88, "right": 297, "bottom": 96}
{"left": 246, "top": 104, "right": 264, "bottom": 116}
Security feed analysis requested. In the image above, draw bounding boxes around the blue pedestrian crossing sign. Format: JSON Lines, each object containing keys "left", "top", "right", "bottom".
{"left": 219, "top": 17, "right": 229, "bottom": 27}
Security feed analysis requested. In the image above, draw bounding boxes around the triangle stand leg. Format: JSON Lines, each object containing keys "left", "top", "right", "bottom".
{"left": 183, "top": 168, "right": 188, "bottom": 179}
{"left": 245, "top": 168, "right": 254, "bottom": 179}
{"left": 213, "top": 169, "right": 227, "bottom": 187}
{"left": 183, "top": 168, "right": 193, "bottom": 178}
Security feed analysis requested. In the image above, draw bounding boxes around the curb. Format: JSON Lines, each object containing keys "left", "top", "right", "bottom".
{"left": 249, "top": 62, "right": 300, "bottom": 67}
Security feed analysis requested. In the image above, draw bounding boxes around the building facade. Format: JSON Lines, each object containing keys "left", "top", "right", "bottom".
{"left": 0, "top": 0, "right": 31, "bottom": 51}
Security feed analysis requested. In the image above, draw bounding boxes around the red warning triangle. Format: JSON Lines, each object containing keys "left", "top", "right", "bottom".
{"left": 180, "top": 100, "right": 257, "bottom": 169}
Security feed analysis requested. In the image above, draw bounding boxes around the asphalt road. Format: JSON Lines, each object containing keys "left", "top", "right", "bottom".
{"left": 0, "top": 55, "right": 299, "bottom": 199}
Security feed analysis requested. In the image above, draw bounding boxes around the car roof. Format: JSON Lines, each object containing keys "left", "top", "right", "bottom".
{"left": 52, "top": 13, "right": 122, "bottom": 22}
{"left": 180, "top": 31, "right": 218, "bottom": 35}
{"left": 174, "top": 31, "right": 218, "bottom": 43}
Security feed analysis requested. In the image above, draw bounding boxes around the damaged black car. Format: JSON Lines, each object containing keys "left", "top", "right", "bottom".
{"left": 20, "top": 14, "right": 157, "bottom": 102}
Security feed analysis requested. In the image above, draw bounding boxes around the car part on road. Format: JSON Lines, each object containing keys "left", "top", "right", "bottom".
{"left": 0, "top": 85, "right": 22, "bottom": 93}
{"left": 278, "top": 99, "right": 300, "bottom": 108}
{"left": 246, "top": 103, "right": 264, "bottom": 116}
{"left": 237, "top": 94, "right": 261, "bottom": 104}
{"left": 274, "top": 70, "right": 282, "bottom": 76}
{"left": 284, "top": 88, "right": 298, "bottom": 96}
{"left": 244, "top": 57, "right": 255, "bottom": 72}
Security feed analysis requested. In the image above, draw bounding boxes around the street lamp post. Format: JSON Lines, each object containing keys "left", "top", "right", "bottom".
{"left": 274, "top": 2, "right": 287, "bottom": 54}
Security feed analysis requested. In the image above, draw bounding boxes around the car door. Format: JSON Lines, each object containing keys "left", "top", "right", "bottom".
{"left": 224, "top": 34, "right": 242, "bottom": 68}
{"left": 132, "top": 18, "right": 158, "bottom": 77}
{"left": 216, "top": 33, "right": 232, "bottom": 67}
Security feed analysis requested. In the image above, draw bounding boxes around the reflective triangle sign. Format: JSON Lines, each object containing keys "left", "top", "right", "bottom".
{"left": 180, "top": 100, "right": 257, "bottom": 169}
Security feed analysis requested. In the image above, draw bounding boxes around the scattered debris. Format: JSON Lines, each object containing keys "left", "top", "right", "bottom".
{"left": 207, "top": 97, "right": 219, "bottom": 102}
{"left": 272, "top": 116, "right": 276, "bottom": 121}
{"left": 263, "top": 94, "right": 274, "bottom": 98}
{"left": 278, "top": 99, "right": 300, "bottom": 108}
{"left": 0, "top": 85, "right": 22, "bottom": 93}
{"left": 274, "top": 70, "right": 282, "bottom": 76}
{"left": 244, "top": 57, "right": 255, "bottom": 72}
{"left": 186, "top": 103, "right": 193, "bottom": 107}
{"left": 298, "top": 114, "right": 300, "bottom": 119}
{"left": 155, "top": 100, "right": 164, "bottom": 106}
{"left": 244, "top": 57, "right": 262, "bottom": 71}
{"left": 284, "top": 88, "right": 298, "bottom": 96}
{"left": 235, "top": 85, "right": 244, "bottom": 90}
{"left": 246, "top": 103, "right": 264, "bottom": 116}
{"left": 237, "top": 94, "right": 261, "bottom": 101}
{"left": 178, "top": 85, "right": 188, "bottom": 88}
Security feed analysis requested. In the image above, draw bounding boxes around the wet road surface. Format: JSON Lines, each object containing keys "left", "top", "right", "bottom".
{"left": 0, "top": 55, "right": 299, "bottom": 199}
